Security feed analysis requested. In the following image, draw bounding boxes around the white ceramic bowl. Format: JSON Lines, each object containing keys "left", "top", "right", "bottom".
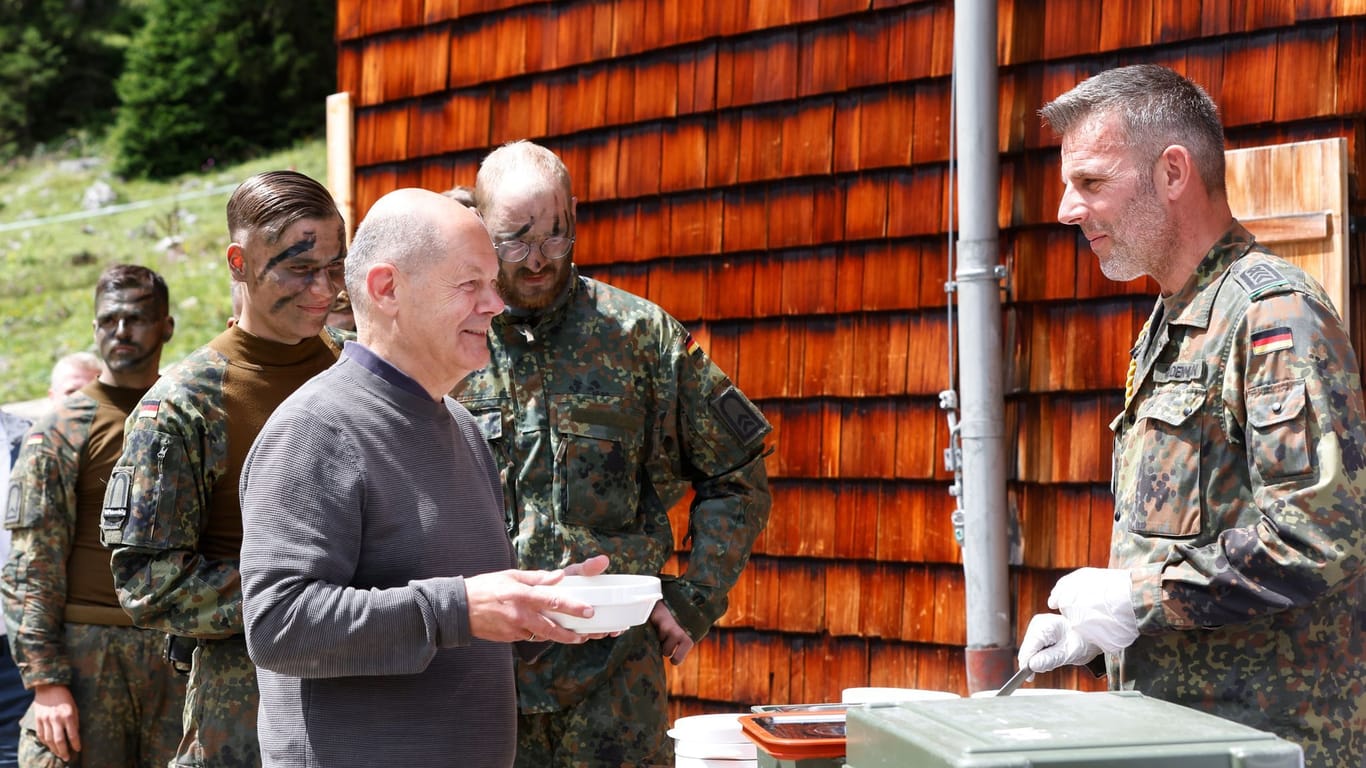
{"left": 542, "top": 574, "right": 661, "bottom": 633}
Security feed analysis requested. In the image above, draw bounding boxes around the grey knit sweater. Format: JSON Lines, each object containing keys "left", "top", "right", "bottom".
{"left": 241, "top": 347, "right": 515, "bottom": 768}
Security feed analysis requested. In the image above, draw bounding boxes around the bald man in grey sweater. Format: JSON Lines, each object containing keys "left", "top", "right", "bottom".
{"left": 240, "top": 190, "right": 609, "bottom": 768}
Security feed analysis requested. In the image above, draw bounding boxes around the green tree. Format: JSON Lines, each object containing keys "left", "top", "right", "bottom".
{"left": 112, "top": 0, "right": 336, "bottom": 178}
{"left": 0, "top": 0, "right": 139, "bottom": 158}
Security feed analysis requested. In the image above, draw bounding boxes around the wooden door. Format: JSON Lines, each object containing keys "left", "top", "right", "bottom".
{"left": 1226, "top": 138, "right": 1351, "bottom": 320}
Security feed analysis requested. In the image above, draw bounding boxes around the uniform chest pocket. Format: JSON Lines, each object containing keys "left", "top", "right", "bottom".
{"left": 552, "top": 395, "right": 644, "bottom": 532}
{"left": 1246, "top": 379, "right": 1311, "bottom": 482}
{"left": 460, "top": 398, "right": 514, "bottom": 532}
{"left": 1122, "top": 385, "right": 1206, "bottom": 538}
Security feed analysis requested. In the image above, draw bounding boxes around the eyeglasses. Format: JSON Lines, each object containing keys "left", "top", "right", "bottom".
{"left": 494, "top": 236, "right": 574, "bottom": 264}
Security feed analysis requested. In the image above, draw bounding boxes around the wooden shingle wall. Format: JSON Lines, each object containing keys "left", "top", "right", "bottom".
{"left": 335, "top": 0, "right": 1366, "bottom": 718}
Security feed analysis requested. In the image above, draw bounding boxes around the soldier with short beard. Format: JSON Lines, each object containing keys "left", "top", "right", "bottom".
{"left": 3, "top": 264, "right": 184, "bottom": 767}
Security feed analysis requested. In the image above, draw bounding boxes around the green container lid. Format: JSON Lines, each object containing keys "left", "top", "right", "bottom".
{"left": 757, "top": 755, "right": 846, "bottom": 768}
{"left": 846, "top": 691, "right": 1303, "bottom": 767}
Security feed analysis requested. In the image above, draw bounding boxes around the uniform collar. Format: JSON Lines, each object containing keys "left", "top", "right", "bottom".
{"left": 495, "top": 266, "right": 583, "bottom": 340}
{"left": 1164, "top": 221, "right": 1257, "bottom": 331}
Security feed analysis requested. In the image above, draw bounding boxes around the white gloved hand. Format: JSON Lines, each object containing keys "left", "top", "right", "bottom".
{"left": 1017, "top": 613, "right": 1101, "bottom": 673}
{"left": 1047, "top": 567, "right": 1139, "bottom": 654}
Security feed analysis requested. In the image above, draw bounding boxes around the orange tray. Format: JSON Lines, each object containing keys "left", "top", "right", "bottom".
{"left": 738, "top": 709, "right": 847, "bottom": 760}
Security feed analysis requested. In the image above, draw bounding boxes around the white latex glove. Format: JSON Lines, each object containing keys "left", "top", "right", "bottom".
{"left": 1048, "top": 567, "right": 1139, "bottom": 653}
{"left": 1017, "top": 613, "right": 1101, "bottom": 673}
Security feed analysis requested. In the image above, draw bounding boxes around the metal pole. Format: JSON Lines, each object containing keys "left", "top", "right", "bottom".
{"left": 952, "top": 0, "right": 1013, "bottom": 693}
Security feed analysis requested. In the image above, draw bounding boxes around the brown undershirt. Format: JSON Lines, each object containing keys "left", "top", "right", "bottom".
{"left": 199, "top": 325, "right": 338, "bottom": 563}
{"left": 67, "top": 380, "right": 145, "bottom": 615}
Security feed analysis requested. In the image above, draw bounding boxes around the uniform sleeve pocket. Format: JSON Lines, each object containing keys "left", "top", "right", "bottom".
{"left": 6, "top": 450, "right": 57, "bottom": 530}
{"left": 1246, "top": 379, "right": 1311, "bottom": 482}
{"left": 1126, "top": 385, "right": 1206, "bottom": 537}
{"left": 103, "top": 429, "right": 191, "bottom": 549}
{"left": 1, "top": 553, "right": 26, "bottom": 628}
{"left": 461, "top": 399, "right": 514, "bottom": 531}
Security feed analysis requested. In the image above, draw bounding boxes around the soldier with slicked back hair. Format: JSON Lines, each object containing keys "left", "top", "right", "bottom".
{"left": 102, "top": 171, "right": 350, "bottom": 768}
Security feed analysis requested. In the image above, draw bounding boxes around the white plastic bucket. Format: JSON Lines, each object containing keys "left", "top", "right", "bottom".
{"left": 841, "top": 687, "right": 961, "bottom": 704}
{"left": 669, "top": 713, "right": 758, "bottom": 768}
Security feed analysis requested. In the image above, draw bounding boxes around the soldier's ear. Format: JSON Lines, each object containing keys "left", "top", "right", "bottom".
{"left": 162, "top": 316, "right": 175, "bottom": 343}
{"left": 226, "top": 244, "right": 247, "bottom": 280}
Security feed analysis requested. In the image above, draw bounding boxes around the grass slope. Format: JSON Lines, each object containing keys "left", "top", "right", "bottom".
{"left": 0, "top": 137, "right": 326, "bottom": 404}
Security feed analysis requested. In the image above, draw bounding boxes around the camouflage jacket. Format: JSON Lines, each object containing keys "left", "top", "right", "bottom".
{"left": 2, "top": 383, "right": 142, "bottom": 686}
{"left": 100, "top": 327, "right": 347, "bottom": 641}
{"left": 2, "top": 410, "right": 30, "bottom": 471}
{"left": 453, "top": 270, "right": 772, "bottom": 712}
{"left": 1109, "top": 223, "right": 1364, "bottom": 764}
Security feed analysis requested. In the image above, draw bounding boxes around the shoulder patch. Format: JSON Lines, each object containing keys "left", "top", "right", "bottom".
{"left": 100, "top": 466, "right": 133, "bottom": 538}
{"left": 710, "top": 385, "right": 766, "bottom": 444}
{"left": 1251, "top": 326, "right": 1294, "bottom": 356}
{"left": 5, "top": 483, "right": 20, "bottom": 527}
{"left": 683, "top": 333, "right": 702, "bottom": 356}
{"left": 137, "top": 400, "right": 160, "bottom": 420}
{"left": 1233, "top": 262, "right": 1291, "bottom": 300}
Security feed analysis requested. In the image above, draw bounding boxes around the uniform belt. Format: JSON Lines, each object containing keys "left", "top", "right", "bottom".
{"left": 62, "top": 604, "right": 135, "bottom": 627}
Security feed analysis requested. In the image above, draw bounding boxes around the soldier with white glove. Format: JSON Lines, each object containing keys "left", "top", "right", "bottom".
{"left": 1018, "top": 567, "right": 1138, "bottom": 674}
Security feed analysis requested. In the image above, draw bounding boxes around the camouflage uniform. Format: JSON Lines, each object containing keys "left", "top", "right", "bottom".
{"left": 0, "top": 409, "right": 36, "bottom": 768}
{"left": 1110, "top": 223, "right": 1365, "bottom": 768}
{"left": 453, "top": 270, "right": 772, "bottom": 768}
{"left": 100, "top": 328, "right": 346, "bottom": 768}
{"left": 3, "top": 384, "right": 186, "bottom": 767}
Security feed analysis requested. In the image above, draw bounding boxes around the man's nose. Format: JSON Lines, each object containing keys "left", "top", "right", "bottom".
{"left": 311, "top": 269, "right": 341, "bottom": 297}
{"left": 480, "top": 283, "right": 506, "bottom": 316}
{"left": 523, "top": 248, "right": 549, "bottom": 271}
{"left": 1057, "top": 185, "right": 1086, "bottom": 226}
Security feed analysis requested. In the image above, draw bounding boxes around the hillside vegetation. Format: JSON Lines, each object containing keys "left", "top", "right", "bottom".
{"left": 0, "top": 136, "right": 326, "bottom": 404}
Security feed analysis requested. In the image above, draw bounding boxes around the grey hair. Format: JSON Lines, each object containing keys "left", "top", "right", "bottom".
{"left": 1040, "top": 64, "right": 1226, "bottom": 193}
{"left": 343, "top": 207, "right": 444, "bottom": 317}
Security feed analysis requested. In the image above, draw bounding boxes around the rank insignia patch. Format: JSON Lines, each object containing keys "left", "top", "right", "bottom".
{"left": 5, "top": 483, "right": 20, "bottom": 526}
{"left": 1234, "top": 263, "right": 1290, "bottom": 298}
{"left": 711, "top": 385, "right": 766, "bottom": 444}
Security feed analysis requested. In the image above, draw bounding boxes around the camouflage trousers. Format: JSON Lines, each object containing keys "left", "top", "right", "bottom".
{"left": 17, "top": 623, "right": 186, "bottom": 768}
{"left": 171, "top": 636, "right": 257, "bottom": 768}
{"left": 515, "top": 636, "right": 671, "bottom": 768}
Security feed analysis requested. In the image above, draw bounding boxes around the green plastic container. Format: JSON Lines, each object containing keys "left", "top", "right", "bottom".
{"left": 757, "top": 756, "right": 845, "bottom": 768}
{"left": 845, "top": 691, "right": 1303, "bottom": 767}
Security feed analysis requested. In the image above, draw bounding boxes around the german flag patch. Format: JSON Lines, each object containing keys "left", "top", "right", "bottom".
{"left": 137, "top": 400, "right": 160, "bottom": 419}
{"left": 683, "top": 334, "right": 702, "bottom": 356}
{"left": 1251, "top": 327, "right": 1293, "bottom": 356}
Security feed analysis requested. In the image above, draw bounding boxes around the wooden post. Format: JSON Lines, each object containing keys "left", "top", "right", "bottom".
{"left": 326, "top": 92, "right": 355, "bottom": 242}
